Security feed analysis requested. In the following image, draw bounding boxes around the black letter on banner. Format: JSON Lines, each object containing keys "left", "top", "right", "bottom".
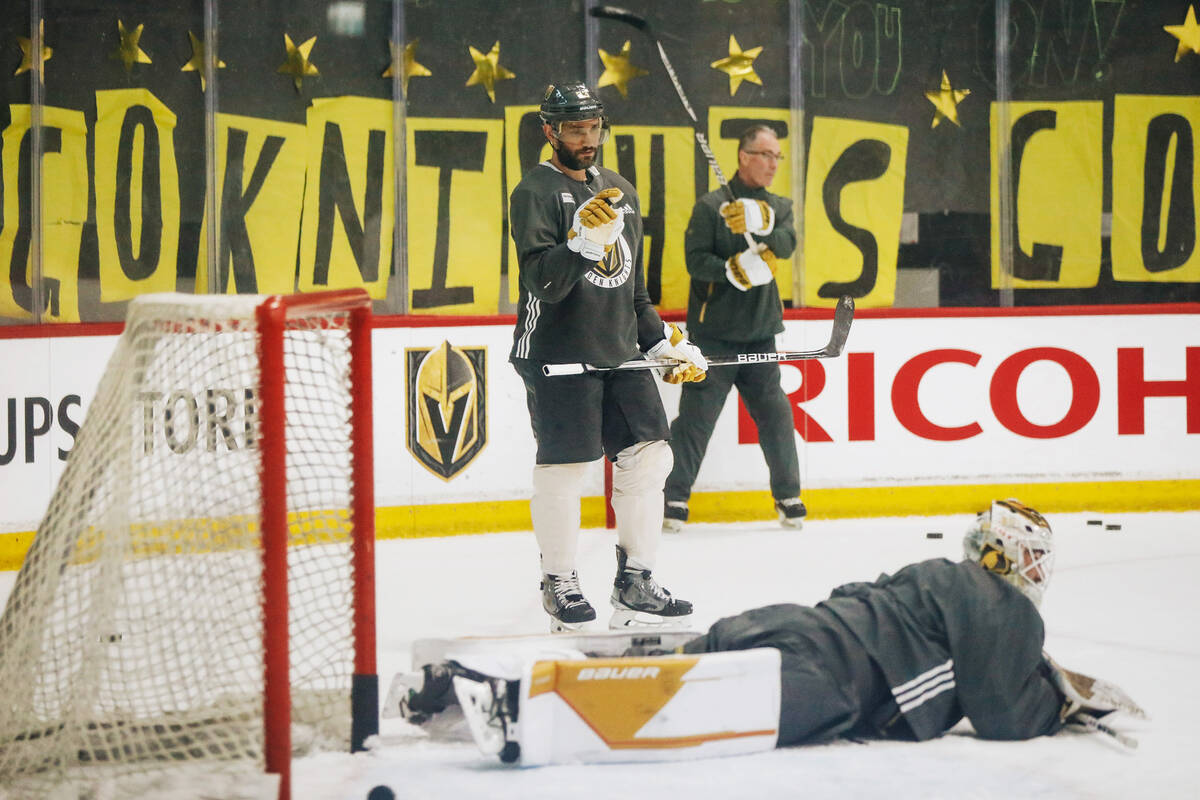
{"left": 115, "top": 106, "right": 163, "bottom": 281}
{"left": 1141, "top": 114, "right": 1196, "bottom": 273}
{"left": 10, "top": 127, "right": 62, "bottom": 316}
{"left": 219, "top": 129, "right": 285, "bottom": 293}
{"left": 24, "top": 396, "right": 51, "bottom": 464}
{"left": 0, "top": 398, "right": 15, "bottom": 465}
{"left": 313, "top": 122, "right": 386, "bottom": 286}
{"left": 1009, "top": 110, "right": 1063, "bottom": 281}
{"left": 410, "top": 129, "right": 483, "bottom": 309}
{"left": 57, "top": 394, "right": 81, "bottom": 460}
{"left": 840, "top": 2, "right": 876, "bottom": 99}
{"left": 818, "top": 138, "right": 890, "bottom": 299}
{"left": 615, "top": 134, "right": 665, "bottom": 303}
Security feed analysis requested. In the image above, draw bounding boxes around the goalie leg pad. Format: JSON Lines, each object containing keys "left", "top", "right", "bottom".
{"left": 610, "top": 440, "right": 673, "bottom": 569}
{"left": 514, "top": 648, "right": 780, "bottom": 765}
{"left": 531, "top": 461, "right": 591, "bottom": 575}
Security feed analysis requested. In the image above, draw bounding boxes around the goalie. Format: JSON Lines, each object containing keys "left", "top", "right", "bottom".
{"left": 396, "top": 500, "right": 1145, "bottom": 764}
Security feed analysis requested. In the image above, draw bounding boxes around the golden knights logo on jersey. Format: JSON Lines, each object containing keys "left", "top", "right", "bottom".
{"left": 405, "top": 341, "right": 487, "bottom": 480}
{"left": 583, "top": 217, "right": 634, "bottom": 289}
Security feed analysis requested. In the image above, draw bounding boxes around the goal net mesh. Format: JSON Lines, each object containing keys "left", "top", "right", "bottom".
{"left": 0, "top": 294, "right": 362, "bottom": 796}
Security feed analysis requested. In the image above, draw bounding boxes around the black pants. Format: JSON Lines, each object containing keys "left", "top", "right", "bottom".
{"left": 664, "top": 335, "right": 800, "bottom": 504}
{"left": 681, "top": 603, "right": 894, "bottom": 746}
{"left": 512, "top": 358, "right": 670, "bottom": 464}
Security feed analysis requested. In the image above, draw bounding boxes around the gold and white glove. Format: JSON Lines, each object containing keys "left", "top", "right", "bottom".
{"left": 567, "top": 188, "right": 625, "bottom": 262}
{"left": 725, "top": 243, "right": 777, "bottom": 291}
{"left": 1045, "top": 653, "right": 1148, "bottom": 722}
{"left": 646, "top": 322, "right": 708, "bottom": 384}
{"left": 719, "top": 198, "right": 774, "bottom": 236}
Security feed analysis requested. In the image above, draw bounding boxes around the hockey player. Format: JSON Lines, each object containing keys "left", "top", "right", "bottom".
{"left": 395, "top": 500, "right": 1145, "bottom": 763}
{"left": 508, "top": 82, "right": 706, "bottom": 632}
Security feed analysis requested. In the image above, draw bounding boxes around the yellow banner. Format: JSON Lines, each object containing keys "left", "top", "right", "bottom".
{"left": 1111, "top": 94, "right": 1200, "bottom": 283}
{"left": 298, "top": 96, "right": 395, "bottom": 299}
{"left": 708, "top": 107, "right": 796, "bottom": 305}
{"left": 406, "top": 116, "right": 503, "bottom": 314}
{"left": 990, "top": 101, "right": 1103, "bottom": 289}
{"left": 803, "top": 116, "right": 907, "bottom": 308}
{"left": 196, "top": 113, "right": 307, "bottom": 294}
{"left": 0, "top": 105, "right": 87, "bottom": 321}
{"left": 94, "top": 90, "right": 180, "bottom": 301}
{"left": 504, "top": 105, "right": 552, "bottom": 307}
{"left": 602, "top": 123, "right": 694, "bottom": 310}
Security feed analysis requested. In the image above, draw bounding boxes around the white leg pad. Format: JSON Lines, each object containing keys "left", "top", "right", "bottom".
{"left": 531, "top": 462, "right": 591, "bottom": 575}
{"left": 610, "top": 440, "right": 673, "bottom": 569}
{"left": 514, "top": 648, "right": 781, "bottom": 765}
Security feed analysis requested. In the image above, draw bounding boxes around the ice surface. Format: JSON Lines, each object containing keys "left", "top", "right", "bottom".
{"left": 3, "top": 510, "right": 1197, "bottom": 799}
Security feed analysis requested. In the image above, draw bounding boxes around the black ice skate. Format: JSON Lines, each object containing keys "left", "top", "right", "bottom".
{"left": 541, "top": 570, "right": 597, "bottom": 632}
{"left": 775, "top": 497, "right": 807, "bottom": 529}
{"left": 609, "top": 545, "right": 693, "bottom": 629}
{"left": 662, "top": 500, "right": 688, "bottom": 534}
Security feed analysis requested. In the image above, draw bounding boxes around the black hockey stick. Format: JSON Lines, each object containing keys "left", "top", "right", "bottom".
{"left": 589, "top": 4, "right": 756, "bottom": 249}
{"left": 543, "top": 295, "right": 853, "bottom": 376}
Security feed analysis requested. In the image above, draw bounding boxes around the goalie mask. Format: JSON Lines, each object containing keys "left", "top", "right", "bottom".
{"left": 963, "top": 499, "right": 1055, "bottom": 607}
{"left": 539, "top": 82, "right": 611, "bottom": 145}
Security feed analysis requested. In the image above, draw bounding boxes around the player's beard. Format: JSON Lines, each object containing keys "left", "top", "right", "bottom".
{"left": 554, "top": 139, "right": 597, "bottom": 172}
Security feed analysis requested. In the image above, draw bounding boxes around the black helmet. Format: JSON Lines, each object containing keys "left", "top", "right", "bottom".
{"left": 539, "top": 82, "right": 606, "bottom": 125}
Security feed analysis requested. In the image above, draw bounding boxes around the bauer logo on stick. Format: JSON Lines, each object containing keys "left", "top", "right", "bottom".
{"left": 405, "top": 341, "right": 488, "bottom": 480}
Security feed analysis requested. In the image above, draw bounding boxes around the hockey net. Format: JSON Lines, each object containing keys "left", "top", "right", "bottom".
{"left": 0, "top": 291, "right": 376, "bottom": 800}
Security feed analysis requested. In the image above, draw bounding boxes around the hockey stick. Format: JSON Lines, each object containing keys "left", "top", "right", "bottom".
{"left": 589, "top": 4, "right": 757, "bottom": 249}
{"left": 543, "top": 295, "right": 853, "bottom": 376}
{"left": 1070, "top": 712, "right": 1139, "bottom": 751}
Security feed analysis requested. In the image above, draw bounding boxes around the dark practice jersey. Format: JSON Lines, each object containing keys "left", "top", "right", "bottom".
{"left": 509, "top": 162, "right": 665, "bottom": 366}
{"left": 683, "top": 173, "right": 797, "bottom": 343}
{"left": 696, "top": 558, "right": 1066, "bottom": 742}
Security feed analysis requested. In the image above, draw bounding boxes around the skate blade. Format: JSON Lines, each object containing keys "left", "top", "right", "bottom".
{"left": 549, "top": 618, "right": 593, "bottom": 633}
{"left": 662, "top": 518, "right": 685, "bottom": 534}
{"left": 777, "top": 514, "right": 804, "bottom": 530}
{"left": 452, "top": 676, "right": 508, "bottom": 756}
{"left": 609, "top": 608, "right": 693, "bottom": 630}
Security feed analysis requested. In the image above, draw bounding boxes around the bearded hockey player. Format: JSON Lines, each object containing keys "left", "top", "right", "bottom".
{"left": 393, "top": 500, "right": 1145, "bottom": 764}
{"left": 508, "top": 81, "right": 705, "bottom": 632}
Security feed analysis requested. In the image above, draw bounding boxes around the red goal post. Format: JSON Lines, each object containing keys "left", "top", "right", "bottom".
{"left": 0, "top": 290, "right": 376, "bottom": 800}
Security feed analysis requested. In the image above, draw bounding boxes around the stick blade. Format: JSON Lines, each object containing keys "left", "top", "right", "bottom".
{"left": 588, "top": 5, "right": 649, "bottom": 29}
{"left": 822, "top": 295, "right": 855, "bottom": 357}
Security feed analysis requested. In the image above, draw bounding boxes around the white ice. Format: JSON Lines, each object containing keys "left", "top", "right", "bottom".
{"left": 4, "top": 510, "right": 1197, "bottom": 799}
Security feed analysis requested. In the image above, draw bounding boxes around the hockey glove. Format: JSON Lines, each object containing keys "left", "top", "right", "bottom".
{"left": 719, "top": 198, "right": 775, "bottom": 236}
{"left": 1045, "top": 652, "right": 1147, "bottom": 723}
{"left": 725, "top": 243, "right": 777, "bottom": 291}
{"left": 567, "top": 188, "right": 625, "bottom": 262}
{"left": 646, "top": 322, "right": 708, "bottom": 384}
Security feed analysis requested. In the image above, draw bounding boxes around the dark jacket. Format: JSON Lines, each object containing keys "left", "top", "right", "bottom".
{"left": 509, "top": 162, "right": 664, "bottom": 367}
{"left": 683, "top": 173, "right": 797, "bottom": 343}
{"left": 691, "top": 558, "right": 1066, "bottom": 743}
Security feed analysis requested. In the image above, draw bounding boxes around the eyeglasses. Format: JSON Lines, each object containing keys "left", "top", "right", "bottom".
{"left": 744, "top": 150, "right": 785, "bottom": 162}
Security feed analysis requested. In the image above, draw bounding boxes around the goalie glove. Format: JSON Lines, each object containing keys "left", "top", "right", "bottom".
{"left": 646, "top": 322, "right": 708, "bottom": 384}
{"left": 725, "top": 243, "right": 777, "bottom": 291}
{"left": 1045, "top": 652, "right": 1148, "bottom": 723}
{"left": 719, "top": 197, "right": 775, "bottom": 236}
{"left": 567, "top": 188, "right": 625, "bottom": 262}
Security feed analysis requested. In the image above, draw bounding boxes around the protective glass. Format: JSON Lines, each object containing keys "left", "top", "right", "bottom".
{"left": 553, "top": 118, "right": 611, "bottom": 146}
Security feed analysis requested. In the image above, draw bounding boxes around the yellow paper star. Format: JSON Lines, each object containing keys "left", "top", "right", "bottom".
{"left": 383, "top": 40, "right": 432, "bottom": 95}
{"left": 15, "top": 20, "right": 52, "bottom": 79}
{"left": 597, "top": 40, "right": 649, "bottom": 98}
{"left": 181, "top": 31, "right": 225, "bottom": 92}
{"left": 710, "top": 35, "right": 763, "bottom": 96}
{"left": 278, "top": 33, "right": 319, "bottom": 92}
{"left": 111, "top": 20, "right": 152, "bottom": 74}
{"left": 925, "top": 70, "right": 971, "bottom": 128}
{"left": 465, "top": 41, "right": 515, "bottom": 103}
{"left": 1164, "top": 5, "right": 1200, "bottom": 62}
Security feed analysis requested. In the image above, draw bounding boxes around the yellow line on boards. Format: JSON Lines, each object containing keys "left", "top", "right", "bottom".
{"left": 1, "top": 480, "right": 1197, "bottom": 571}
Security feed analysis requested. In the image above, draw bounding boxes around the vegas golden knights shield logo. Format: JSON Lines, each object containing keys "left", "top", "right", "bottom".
{"left": 406, "top": 341, "right": 487, "bottom": 480}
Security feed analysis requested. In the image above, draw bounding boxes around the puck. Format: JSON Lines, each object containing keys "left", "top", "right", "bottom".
{"left": 1105, "top": 524, "right": 1121, "bottom": 531}
{"left": 925, "top": 532, "right": 943, "bottom": 539}
{"left": 1086, "top": 520, "right": 1103, "bottom": 526}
